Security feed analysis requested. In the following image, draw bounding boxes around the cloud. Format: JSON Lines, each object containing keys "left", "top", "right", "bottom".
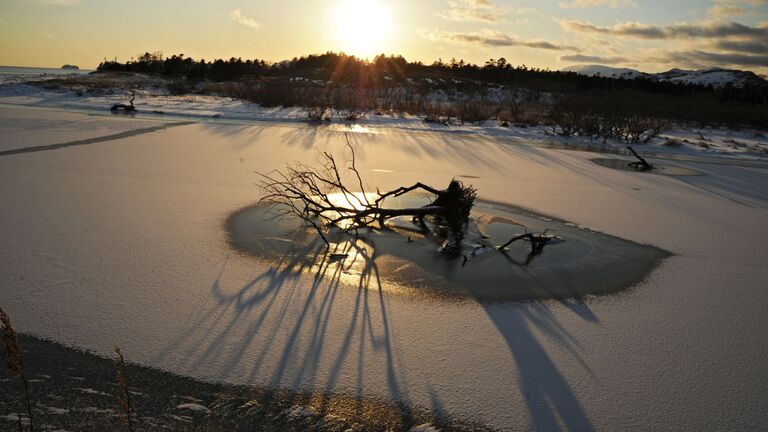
{"left": 713, "top": 0, "right": 766, "bottom": 4}
{"left": 559, "top": 0, "right": 636, "bottom": 9}
{"left": 560, "top": 19, "right": 768, "bottom": 39}
{"left": 651, "top": 50, "right": 768, "bottom": 67}
{"left": 230, "top": 9, "right": 261, "bottom": 30}
{"left": 420, "top": 29, "right": 581, "bottom": 51}
{"left": 712, "top": 39, "right": 768, "bottom": 54}
{"left": 438, "top": 0, "right": 508, "bottom": 23}
{"left": 707, "top": 5, "right": 745, "bottom": 18}
{"left": 559, "top": 54, "right": 628, "bottom": 64}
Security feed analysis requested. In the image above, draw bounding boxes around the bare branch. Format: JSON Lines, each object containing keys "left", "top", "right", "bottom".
{"left": 256, "top": 147, "right": 478, "bottom": 254}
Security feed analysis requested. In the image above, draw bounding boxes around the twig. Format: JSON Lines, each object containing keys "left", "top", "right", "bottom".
{"left": 627, "top": 146, "right": 653, "bottom": 171}
{"left": 498, "top": 231, "right": 555, "bottom": 254}
{"left": 113, "top": 346, "right": 134, "bottom": 432}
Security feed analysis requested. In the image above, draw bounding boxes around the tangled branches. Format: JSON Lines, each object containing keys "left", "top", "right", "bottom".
{"left": 258, "top": 137, "right": 477, "bottom": 251}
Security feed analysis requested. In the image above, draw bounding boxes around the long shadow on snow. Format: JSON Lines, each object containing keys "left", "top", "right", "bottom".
{"left": 154, "top": 226, "right": 599, "bottom": 431}
{"left": 153, "top": 235, "right": 419, "bottom": 421}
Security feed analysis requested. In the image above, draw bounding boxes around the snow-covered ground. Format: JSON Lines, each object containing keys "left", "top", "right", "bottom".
{"left": 1, "top": 104, "right": 767, "bottom": 431}
{"left": 1, "top": 76, "right": 766, "bottom": 161}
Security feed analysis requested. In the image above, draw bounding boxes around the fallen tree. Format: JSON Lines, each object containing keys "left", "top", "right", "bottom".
{"left": 258, "top": 137, "right": 562, "bottom": 261}
{"left": 498, "top": 231, "right": 556, "bottom": 255}
{"left": 111, "top": 92, "right": 136, "bottom": 112}
{"left": 627, "top": 146, "right": 653, "bottom": 171}
{"left": 258, "top": 139, "right": 477, "bottom": 252}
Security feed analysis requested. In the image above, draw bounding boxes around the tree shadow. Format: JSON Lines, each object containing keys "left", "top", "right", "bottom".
{"left": 153, "top": 232, "right": 419, "bottom": 420}
{"left": 482, "top": 302, "right": 597, "bottom": 431}
{"left": 155, "top": 222, "right": 599, "bottom": 430}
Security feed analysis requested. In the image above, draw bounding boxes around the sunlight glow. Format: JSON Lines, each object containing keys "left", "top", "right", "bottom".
{"left": 333, "top": 0, "right": 393, "bottom": 58}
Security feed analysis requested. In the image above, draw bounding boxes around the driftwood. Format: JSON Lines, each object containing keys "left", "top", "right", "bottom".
{"left": 498, "top": 231, "right": 557, "bottom": 255}
{"left": 627, "top": 146, "right": 653, "bottom": 171}
{"left": 495, "top": 230, "right": 563, "bottom": 265}
{"left": 258, "top": 136, "right": 477, "bottom": 250}
{"left": 111, "top": 93, "right": 136, "bottom": 112}
{"left": 258, "top": 136, "right": 566, "bottom": 264}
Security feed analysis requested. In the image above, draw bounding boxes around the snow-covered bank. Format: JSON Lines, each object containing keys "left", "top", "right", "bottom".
{"left": 1, "top": 107, "right": 767, "bottom": 431}
{"left": 1, "top": 77, "right": 766, "bottom": 161}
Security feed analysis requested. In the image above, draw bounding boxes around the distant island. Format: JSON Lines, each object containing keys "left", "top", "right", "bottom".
{"left": 61, "top": 64, "right": 79, "bottom": 70}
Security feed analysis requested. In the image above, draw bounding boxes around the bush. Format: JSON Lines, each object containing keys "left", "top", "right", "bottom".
{"left": 662, "top": 138, "right": 683, "bottom": 147}
{"left": 456, "top": 98, "right": 501, "bottom": 125}
{"left": 166, "top": 79, "right": 193, "bottom": 95}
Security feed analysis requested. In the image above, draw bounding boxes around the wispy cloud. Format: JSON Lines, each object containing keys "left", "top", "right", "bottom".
{"left": 712, "top": 39, "right": 768, "bottom": 54}
{"left": 707, "top": 5, "right": 745, "bottom": 18}
{"left": 46, "top": 0, "right": 81, "bottom": 5}
{"left": 560, "top": 19, "right": 768, "bottom": 39}
{"left": 230, "top": 9, "right": 261, "bottom": 30}
{"left": 438, "top": 0, "right": 516, "bottom": 24}
{"left": 650, "top": 50, "right": 768, "bottom": 67}
{"left": 559, "top": 0, "right": 636, "bottom": 9}
{"left": 713, "top": 0, "right": 766, "bottom": 5}
{"left": 420, "top": 29, "right": 580, "bottom": 51}
{"left": 560, "top": 16, "right": 768, "bottom": 70}
{"left": 559, "top": 54, "right": 628, "bottom": 64}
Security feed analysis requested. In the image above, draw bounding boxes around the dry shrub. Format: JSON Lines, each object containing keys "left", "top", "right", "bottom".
{"left": 113, "top": 346, "right": 134, "bottom": 432}
{"left": 1, "top": 308, "right": 34, "bottom": 431}
{"left": 456, "top": 99, "right": 501, "bottom": 125}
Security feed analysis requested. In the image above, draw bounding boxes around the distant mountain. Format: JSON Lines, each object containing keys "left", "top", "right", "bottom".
{"left": 561, "top": 65, "right": 646, "bottom": 80}
{"left": 61, "top": 64, "right": 79, "bottom": 70}
{"left": 561, "top": 65, "right": 767, "bottom": 88}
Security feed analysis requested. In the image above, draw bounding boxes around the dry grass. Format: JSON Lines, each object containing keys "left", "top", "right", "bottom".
{"left": 1, "top": 308, "right": 34, "bottom": 432}
{"left": 114, "top": 346, "right": 134, "bottom": 431}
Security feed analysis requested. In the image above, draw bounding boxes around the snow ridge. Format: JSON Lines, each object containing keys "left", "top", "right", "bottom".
{"left": 561, "top": 65, "right": 766, "bottom": 88}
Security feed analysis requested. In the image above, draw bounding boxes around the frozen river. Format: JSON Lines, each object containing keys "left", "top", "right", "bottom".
{"left": 1, "top": 106, "right": 767, "bottom": 431}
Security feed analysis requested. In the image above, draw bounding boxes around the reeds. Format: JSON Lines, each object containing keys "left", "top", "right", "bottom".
{"left": 0, "top": 308, "right": 34, "bottom": 432}
{"left": 113, "top": 346, "right": 134, "bottom": 431}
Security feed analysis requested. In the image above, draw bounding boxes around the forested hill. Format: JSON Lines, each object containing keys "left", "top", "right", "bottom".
{"left": 97, "top": 52, "right": 767, "bottom": 105}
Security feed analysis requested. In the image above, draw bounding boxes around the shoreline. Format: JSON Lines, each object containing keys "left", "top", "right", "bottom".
{"left": 2, "top": 101, "right": 766, "bottom": 169}
{"left": 1, "top": 334, "right": 489, "bottom": 432}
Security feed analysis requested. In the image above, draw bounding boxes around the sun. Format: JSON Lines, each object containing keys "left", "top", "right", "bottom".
{"left": 333, "top": 0, "right": 393, "bottom": 58}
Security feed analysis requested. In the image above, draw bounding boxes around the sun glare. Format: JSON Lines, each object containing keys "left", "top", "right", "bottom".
{"left": 333, "top": 0, "right": 393, "bottom": 58}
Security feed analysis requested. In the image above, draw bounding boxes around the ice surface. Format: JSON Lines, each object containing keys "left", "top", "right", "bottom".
{"left": 226, "top": 200, "right": 669, "bottom": 301}
{"left": 0, "top": 107, "right": 767, "bottom": 431}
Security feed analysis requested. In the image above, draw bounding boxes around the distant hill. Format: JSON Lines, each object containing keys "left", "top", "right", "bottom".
{"left": 561, "top": 65, "right": 767, "bottom": 88}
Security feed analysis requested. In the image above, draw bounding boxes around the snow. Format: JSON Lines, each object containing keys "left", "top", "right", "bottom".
{"left": 74, "top": 388, "right": 109, "bottom": 396}
{"left": 286, "top": 405, "right": 319, "bottom": 418}
{"left": 0, "top": 107, "right": 767, "bottom": 431}
{"left": 176, "top": 403, "right": 212, "bottom": 413}
{"left": 561, "top": 65, "right": 766, "bottom": 87}
{"left": 2, "top": 414, "right": 30, "bottom": 424}
{"left": 0, "top": 80, "right": 765, "bottom": 160}
{"left": 74, "top": 407, "right": 115, "bottom": 414}
{"left": 45, "top": 406, "right": 72, "bottom": 415}
{"left": 409, "top": 424, "right": 440, "bottom": 432}
{"left": 561, "top": 65, "right": 646, "bottom": 80}
{"left": 167, "top": 414, "right": 193, "bottom": 422}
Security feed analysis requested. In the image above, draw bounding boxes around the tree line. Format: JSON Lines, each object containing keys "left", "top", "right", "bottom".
{"left": 98, "top": 52, "right": 767, "bottom": 106}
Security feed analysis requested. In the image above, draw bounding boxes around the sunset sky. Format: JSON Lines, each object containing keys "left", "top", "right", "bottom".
{"left": 0, "top": 0, "right": 766, "bottom": 74}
